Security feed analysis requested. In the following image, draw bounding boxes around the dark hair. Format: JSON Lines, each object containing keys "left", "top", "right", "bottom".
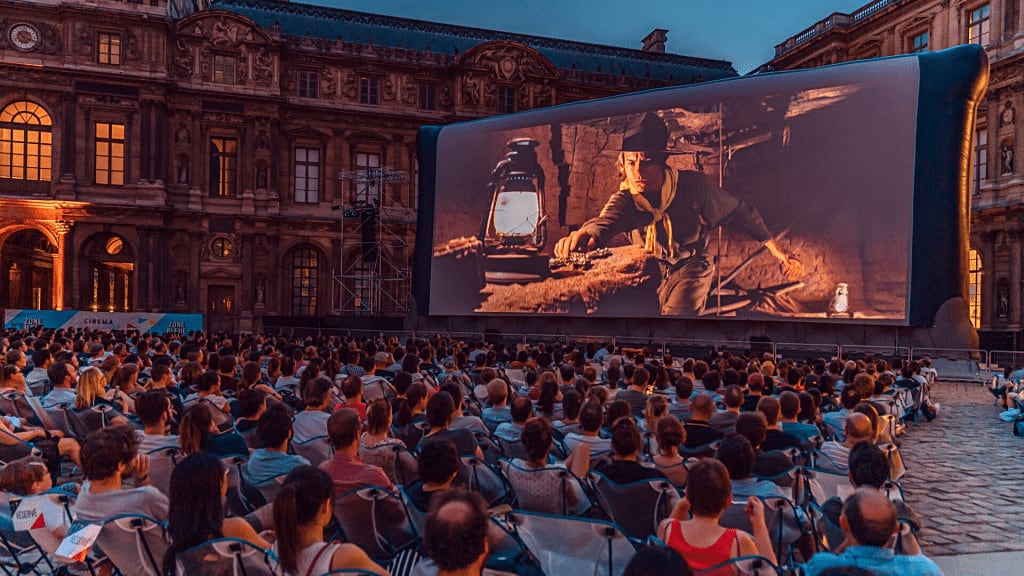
{"left": 840, "top": 385, "right": 861, "bottom": 410}
{"left": 675, "top": 376, "right": 693, "bottom": 399}
{"left": 610, "top": 417, "right": 642, "bottom": 457}
{"left": 180, "top": 403, "right": 214, "bottom": 455}
{"left": 423, "top": 489, "right": 490, "bottom": 571}
{"left": 510, "top": 396, "right": 533, "bottom": 424}
{"left": 604, "top": 400, "right": 631, "bottom": 429}
{"left": 734, "top": 412, "right": 767, "bottom": 449}
{"left": 163, "top": 453, "right": 226, "bottom": 575}
{"left": 701, "top": 370, "right": 721, "bottom": 392}
{"left": 521, "top": 417, "right": 553, "bottom": 462}
{"left": 46, "top": 360, "right": 68, "bottom": 388}
{"left": 396, "top": 381, "right": 429, "bottom": 427}
{"left": 365, "top": 398, "right": 392, "bottom": 434}
{"left": 426, "top": 391, "right": 456, "bottom": 428}
{"left": 755, "top": 395, "right": 781, "bottom": 426}
{"left": 341, "top": 375, "right": 363, "bottom": 400}
{"left": 562, "top": 389, "right": 582, "bottom": 420}
{"left": 418, "top": 438, "right": 460, "bottom": 485}
{"left": 81, "top": 426, "right": 139, "bottom": 481}
{"left": 623, "top": 545, "right": 693, "bottom": 576}
{"left": 302, "top": 376, "right": 332, "bottom": 406}
{"left": 721, "top": 384, "right": 743, "bottom": 409}
{"left": 392, "top": 371, "right": 413, "bottom": 396}
{"left": 537, "top": 379, "right": 559, "bottom": 417}
{"left": 843, "top": 489, "right": 897, "bottom": 547}
{"left": 273, "top": 466, "right": 334, "bottom": 575}
{"left": 655, "top": 416, "right": 685, "bottom": 457}
{"left": 136, "top": 389, "right": 171, "bottom": 427}
{"left": 196, "top": 370, "right": 220, "bottom": 393}
{"left": 150, "top": 363, "right": 171, "bottom": 384}
{"left": 686, "top": 459, "right": 732, "bottom": 518}
{"left": 0, "top": 457, "right": 47, "bottom": 496}
{"left": 327, "top": 408, "right": 361, "bottom": 449}
{"left": 717, "top": 434, "right": 755, "bottom": 480}
{"left": 579, "top": 401, "right": 603, "bottom": 432}
{"left": 848, "top": 441, "right": 888, "bottom": 489}
{"left": 798, "top": 391, "right": 817, "bottom": 422}
{"left": 253, "top": 405, "right": 290, "bottom": 449}
{"left": 237, "top": 388, "right": 268, "bottom": 419}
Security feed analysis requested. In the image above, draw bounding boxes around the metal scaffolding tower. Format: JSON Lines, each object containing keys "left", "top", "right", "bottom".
{"left": 333, "top": 167, "right": 413, "bottom": 316}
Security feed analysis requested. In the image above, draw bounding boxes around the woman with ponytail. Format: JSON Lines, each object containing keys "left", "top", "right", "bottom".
{"left": 178, "top": 403, "right": 249, "bottom": 458}
{"left": 272, "top": 466, "right": 387, "bottom": 576}
{"left": 393, "top": 381, "right": 428, "bottom": 449}
{"left": 162, "top": 453, "right": 268, "bottom": 575}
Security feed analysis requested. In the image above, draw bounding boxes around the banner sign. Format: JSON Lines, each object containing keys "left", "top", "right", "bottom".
{"left": 4, "top": 310, "right": 203, "bottom": 335}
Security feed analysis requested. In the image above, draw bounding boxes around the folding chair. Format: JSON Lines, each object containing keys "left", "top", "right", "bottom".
{"left": 719, "top": 497, "right": 807, "bottom": 567}
{"left": 0, "top": 392, "right": 37, "bottom": 425}
{"left": 472, "top": 431, "right": 504, "bottom": 466}
{"left": 292, "top": 435, "right": 333, "bottom": 468}
{"left": 693, "top": 554, "right": 785, "bottom": 575}
{"left": 97, "top": 513, "right": 169, "bottom": 576}
{"left": 397, "top": 486, "right": 427, "bottom": 534}
{"left": 146, "top": 446, "right": 181, "bottom": 497}
{"left": 587, "top": 471, "right": 678, "bottom": 542}
{"left": 458, "top": 456, "right": 513, "bottom": 507}
{"left": 753, "top": 467, "right": 805, "bottom": 505}
{"left": 253, "top": 473, "right": 288, "bottom": 506}
{"left": 361, "top": 441, "right": 419, "bottom": 487}
{"left": 878, "top": 442, "right": 906, "bottom": 482}
{"left": 680, "top": 439, "right": 720, "bottom": 459}
{"left": 495, "top": 437, "right": 529, "bottom": 462}
{"left": 221, "top": 455, "right": 267, "bottom": 516}
{"left": 176, "top": 537, "right": 277, "bottom": 576}
{"left": 500, "top": 510, "right": 637, "bottom": 576}
{"left": 0, "top": 494, "right": 58, "bottom": 576}
{"left": 331, "top": 485, "right": 419, "bottom": 563}
{"left": 499, "top": 459, "right": 590, "bottom": 516}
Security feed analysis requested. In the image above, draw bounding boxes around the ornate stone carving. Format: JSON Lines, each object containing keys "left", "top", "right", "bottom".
{"left": 401, "top": 76, "right": 416, "bottom": 105}
{"left": 381, "top": 75, "right": 395, "bottom": 101}
{"left": 75, "top": 24, "right": 94, "bottom": 57}
{"left": 462, "top": 73, "right": 481, "bottom": 106}
{"left": 321, "top": 67, "right": 337, "bottom": 96}
{"left": 124, "top": 31, "right": 142, "bottom": 61}
{"left": 38, "top": 23, "right": 61, "bottom": 55}
{"left": 211, "top": 17, "right": 252, "bottom": 47}
{"left": 439, "top": 84, "right": 452, "bottom": 109}
{"left": 463, "top": 44, "right": 558, "bottom": 82}
{"left": 255, "top": 130, "right": 270, "bottom": 150}
{"left": 483, "top": 82, "right": 496, "bottom": 108}
{"left": 235, "top": 47, "right": 249, "bottom": 84}
{"left": 175, "top": 123, "right": 191, "bottom": 144}
{"left": 1001, "top": 99, "right": 1016, "bottom": 127}
{"left": 342, "top": 73, "right": 358, "bottom": 99}
{"left": 174, "top": 38, "right": 194, "bottom": 77}
{"left": 253, "top": 47, "right": 273, "bottom": 85}
{"left": 199, "top": 49, "right": 211, "bottom": 78}
{"left": 534, "top": 82, "right": 553, "bottom": 108}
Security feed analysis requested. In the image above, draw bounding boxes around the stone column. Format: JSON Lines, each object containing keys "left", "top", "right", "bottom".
{"left": 982, "top": 232, "right": 997, "bottom": 330}
{"left": 268, "top": 235, "right": 280, "bottom": 315}
{"left": 137, "top": 226, "right": 151, "bottom": 311}
{"left": 51, "top": 222, "right": 69, "bottom": 311}
{"left": 1011, "top": 230, "right": 1022, "bottom": 329}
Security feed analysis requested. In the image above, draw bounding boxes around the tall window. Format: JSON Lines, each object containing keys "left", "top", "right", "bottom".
{"left": 291, "top": 247, "right": 318, "bottom": 316}
{"left": 359, "top": 77, "right": 379, "bottom": 105}
{"left": 213, "top": 55, "right": 236, "bottom": 84}
{"left": 354, "top": 152, "right": 380, "bottom": 204}
{"left": 418, "top": 83, "right": 437, "bottom": 111}
{"left": 98, "top": 33, "right": 121, "bottom": 65}
{"left": 298, "top": 71, "right": 318, "bottom": 98}
{"left": 0, "top": 101, "right": 52, "bottom": 181}
{"left": 973, "top": 127, "right": 988, "bottom": 194}
{"left": 969, "top": 4, "right": 991, "bottom": 46}
{"left": 94, "top": 122, "right": 125, "bottom": 185}
{"left": 969, "top": 248, "right": 982, "bottom": 329}
{"left": 910, "top": 31, "right": 929, "bottom": 53}
{"left": 497, "top": 86, "right": 516, "bottom": 114}
{"left": 209, "top": 137, "right": 237, "bottom": 197}
{"left": 294, "top": 146, "right": 320, "bottom": 204}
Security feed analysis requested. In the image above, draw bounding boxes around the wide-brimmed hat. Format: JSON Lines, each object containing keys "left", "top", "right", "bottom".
{"left": 613, "top": 112, "right": 684, "bottom": 155}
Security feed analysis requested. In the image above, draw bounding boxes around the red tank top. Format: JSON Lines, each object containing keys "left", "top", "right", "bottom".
{"left": 665, "top": 520, "right": 739, "bottom": 575}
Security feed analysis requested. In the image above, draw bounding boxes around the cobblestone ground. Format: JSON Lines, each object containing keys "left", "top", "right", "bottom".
{"left": 899, "top": 381, "right": 1024, "bottom": 557}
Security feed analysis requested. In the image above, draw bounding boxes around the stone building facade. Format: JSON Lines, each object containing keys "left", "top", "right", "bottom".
{"left": 0, "top": 0, "right": 734, "bottom": 333}
{"left": 764, "top": 0, "right": 1023, "bottom": 349}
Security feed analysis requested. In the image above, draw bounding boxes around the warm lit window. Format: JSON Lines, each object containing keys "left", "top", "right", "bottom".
{"left": 969, "top": 4, "right": 991, "bottom": 46}
{"left": 292, "top": 247, "right": 318, "bottom": 316}
{"left": 354, "top": 152, "right": 380, "bottom": 204}
{"left": 359, "top": 77, "right": 379, "bottom": 105}
{"left": 98, "top": 33, "right": 121, "bottom": 65}
{"left": 298, "top": 71, "right": 318, "bottom": 98}
{"left": 910, "top": 31, "right": 929, "bottom": 53}
{"left": 418, "top": 83, "right": 437, "bottom": 111}
{"left": 94, "top": 122, "right": 125, "bottom": 186}
{"left": 969, "top": 248, "right": 982, "bottom": 329}
{"left": 497, "top": 86, "right": 516, "bottom": 114}
{"left": 0, "top": 101, "right": 52, "bottom": 181}
{"left": 973, "top": 127, "right": 988, "bottom": 194}
{"left": 209, "top": 137, "right": 237, "bottom": 197}
{"left": 213, "top": 55, "right": 236, "bottom": 84}
{"left": 294, "top": 146, "right": 320, "bottom": 204}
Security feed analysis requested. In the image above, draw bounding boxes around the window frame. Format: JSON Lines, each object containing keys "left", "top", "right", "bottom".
{"left": 909, "top": 29, "right": 929, "bottom": 53}
{"left": 212, "top": 54, "right": 237, "bottom": 85}
{"left": 298, "top": 70, "right": 319, "bottom": 99}
{"left": 94, "top": 121, "right": 126, "bottom": 186}
{"left": 973, "top": 126, "right": 988, "bottom": 194}
{"left": 353, "top": 151, "right": 381, "bottom": 205}
{"left": 497, "top": 85, "right": 516, "bottom": 114}
{"left": 209, "top": 136, "right": 238, "bottom": 197}
{"left": 291, "top": 247, "right": 319, "bottom": 316}
{"left": 418, "top": 83, "right": 437, "bottom": 111}
{"left": 968, "top": 3, "right": 991, "bottom": 46}
{"left": 359, "top": 77, "right": 380, "bottom": 105}
{"left": 0, "top": 101, "right": 53, "bottom": 182}
{"left": 97, "top": 32, "right": 122, "bottom": 65}
{"left": 294, "top": 145, "right": 321, "bottom": 204}
{"left": 969, "top": 248, "right": 982, "bottom": 329}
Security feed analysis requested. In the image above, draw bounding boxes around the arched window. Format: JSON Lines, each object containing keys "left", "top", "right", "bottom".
{"left": 291, "top": 247, "right": 318, "bottom": 316}
{"left": 0, "top": 101, "right": 52, "bottom": 181}
{"left": 969, "top": 248, "right": 982, "bottom": 329}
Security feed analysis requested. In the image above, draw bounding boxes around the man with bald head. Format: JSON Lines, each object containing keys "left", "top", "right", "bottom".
{"left": 803, "top": 488, "right": 941, "bottom": 576}
{"left": 818, "top": 413, "right": 874, "bottom": 473}
{"left": 420, "top": 488, "right": 490, "bottom": 576}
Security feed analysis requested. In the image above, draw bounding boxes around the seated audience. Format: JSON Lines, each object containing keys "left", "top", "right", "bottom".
{"left": 717, "top": 434, "right": 787, "bottom": 499}
{"left": 321, "top": 408, "right": 392, "bottom": 493}
{"left": 594, "top": 417, "right": 667, "bottom": 483}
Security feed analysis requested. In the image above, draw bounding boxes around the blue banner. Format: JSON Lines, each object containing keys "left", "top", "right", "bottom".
{"left": 3, "top": 310, "right": 203, "bottom": 335}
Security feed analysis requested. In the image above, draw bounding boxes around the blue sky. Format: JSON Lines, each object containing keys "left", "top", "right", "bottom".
{"left": 306, "top": 1, "right": 870, "bottom": 74}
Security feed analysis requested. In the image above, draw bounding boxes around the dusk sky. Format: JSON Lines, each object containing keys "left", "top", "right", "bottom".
{"left": 307, "top": 0, "right": 871, "bottom": 74}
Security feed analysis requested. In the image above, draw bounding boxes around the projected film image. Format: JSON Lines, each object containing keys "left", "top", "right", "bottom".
{"left": 428, "top": 59, "right": 920, "bottom": 320}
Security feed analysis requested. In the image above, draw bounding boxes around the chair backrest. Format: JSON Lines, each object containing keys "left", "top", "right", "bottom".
{"left": 878, "top": 442, "right": 906, "bottom": 481}
{"left": 0, "top": 492, "right": 59, "bottom": 574}
{"left": 587, "top": 471, "right": 678, "bottom": 541}
{"left": 146, "top": 446, "right": 181, "bottom": 497}
{"left": 397, "top": 486, "right": 428, "bottom": 535}
{"left": 503, "top": 510, "right": 636, "bottom": 576}
{"left": 98, "top": 513, "right": 169, "bottom": 576}
{"left": 693, "top": 554, "right": 783, "bottom": 576}
{"left": 473, "top": 431, "right": 504, "bottom": 466}
{"left": 458, "top": 456, "right": 513, "bottom": 507}
{"left": 680, "top": 439, "right": 720, "bottom": 459}
{"left": 718, "top": 497, "right": 802, "bottom": 565}
{"left": 293, "top": 435, "right": 333, "bottom": 468}
{"left": 42, "top": 405, "right": 78, "bottom": 439}
{"left": 805, "top": 468, "right": 853, "bottom": 505}
{"left": 331, "top": 485, "right": 418, "bottom": 562}
{"left": 221, "top": 455, "right": 267, "bottom": 516}
{"left": 177, "top": 537, "right": 278, "bottom": 576}
{"left": 499, "top": 459, "right": 590, "bottom": 516}
{"left": 361, "top": 441, "right": 419, "bottom": 487}
{"left": 255, "top": 473, "right": 288, "bottom": 505}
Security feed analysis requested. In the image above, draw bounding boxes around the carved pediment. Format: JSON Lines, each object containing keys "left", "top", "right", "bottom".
{"left": 175, "top": 11, "right": 271, "bottom": 47}
{"left": 454, "top": 41, "right": 559, "bottom": 82}
{"left": 285, "top": 126, "right": 331, "bottom": 140}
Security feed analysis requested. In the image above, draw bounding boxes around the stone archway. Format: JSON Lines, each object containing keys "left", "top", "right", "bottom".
{"left": 79, "top": 232, "right": 136, "bottom": 312}
{"left": 0, "top": 228, "right": 56, "bottom": 310}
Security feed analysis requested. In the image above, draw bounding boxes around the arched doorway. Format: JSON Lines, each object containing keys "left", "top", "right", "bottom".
{"left": 0, "top": 229, "right": 56, "bottom": 309}
{"left": 79, "top": 233, "right": 135, "bottom": 312}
